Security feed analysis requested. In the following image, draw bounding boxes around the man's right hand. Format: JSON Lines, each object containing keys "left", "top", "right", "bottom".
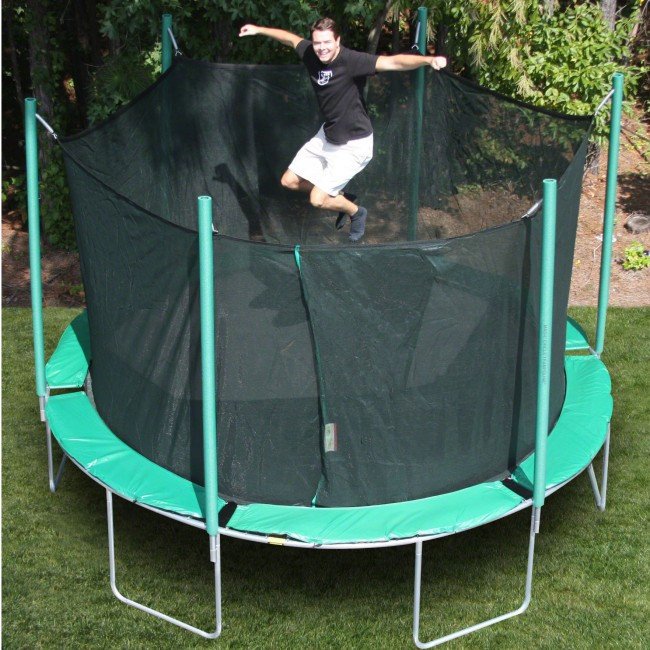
{"left": 239, "top": 24, "right": 259, "bottom": 37}
{"left": 238, "top": 25, "right": 302, "bottom": 49}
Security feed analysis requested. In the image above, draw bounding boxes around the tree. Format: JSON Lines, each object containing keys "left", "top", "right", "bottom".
{"left": 367, "top": 0, "right": 398, "bottom": 53}
{"left": 602, "top": 0, "right": 618, "bottom": 29}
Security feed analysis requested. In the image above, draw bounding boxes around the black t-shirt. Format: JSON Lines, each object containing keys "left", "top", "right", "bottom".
{"left": 296, "top": 39, "right": 378, "bottom": 144}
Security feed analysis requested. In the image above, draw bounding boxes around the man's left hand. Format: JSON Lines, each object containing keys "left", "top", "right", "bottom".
{"left": 429, "top": 56, "right": 447, "bottom": 70}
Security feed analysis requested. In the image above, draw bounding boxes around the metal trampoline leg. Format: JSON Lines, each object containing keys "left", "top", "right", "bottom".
{"left": 412, "top": 508, "right": 538, "bottom": 648}
{"left": 587, "top": 426, "right": 611, "bottom": 512}
{"left": 39, "top": 395, "right": 47, "bottom": 422}
{"left": 46, "top": 420, "right": 67, "bottom": 493}
{"left": 106, "top": 490, "right": 222, "bottom": 638}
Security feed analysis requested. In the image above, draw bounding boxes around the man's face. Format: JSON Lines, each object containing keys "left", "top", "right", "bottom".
{"left": 312, "top": 29, "right": 340, "bottom": 64}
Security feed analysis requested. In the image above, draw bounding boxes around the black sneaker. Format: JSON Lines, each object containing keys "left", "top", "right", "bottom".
{"left": 336, "top": 192, "right": 357, "bottom": 230}
{"left": 349, "top": 206, "right": 368, "bottom": 242}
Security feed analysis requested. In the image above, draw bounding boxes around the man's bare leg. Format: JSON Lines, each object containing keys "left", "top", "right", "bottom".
{"left": 281, "top": 174, "right": 367, "bottom": 241}
{"left": 310, "top": 186, "right": 367, "bottom": 242}
{"left": 281, "top": 169, "right": 313, "bottom": 193}
{"left": 309, "top": 187, "right": 357, "bottom": 216}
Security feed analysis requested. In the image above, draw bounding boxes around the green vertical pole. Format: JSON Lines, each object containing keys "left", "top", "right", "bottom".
{"left": 25, "top": 97, "right": 46, "bottom": 404}
{"left": 533, "top": 179, "right": 557, "bottom": 509}
{"left": 595, "top": 72, "right": 624, "bottom": 356}
{"left": 407, "top": 6, "right": 427, "bottom": 241}
{"left": 198, "top": 196, "right": 219, "bottom": 537}
{"left": 161, "top": 14, "right": 173, "bottom": 74}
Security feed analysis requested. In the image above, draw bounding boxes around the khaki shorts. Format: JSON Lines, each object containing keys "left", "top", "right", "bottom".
{"left": 288, "top": 126, "right": 373, "bottom": 196}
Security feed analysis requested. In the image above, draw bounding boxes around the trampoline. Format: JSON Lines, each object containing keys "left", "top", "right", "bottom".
{"left": 25, "top": 15, "right": 622, "bottom": 647}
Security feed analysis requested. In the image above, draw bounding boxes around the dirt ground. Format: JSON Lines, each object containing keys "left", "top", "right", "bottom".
{"left": 569, "top": 134, "right": 650, "bottom": 306}
{"left": 2, "top": 117, "right": 649, "bottom": 308}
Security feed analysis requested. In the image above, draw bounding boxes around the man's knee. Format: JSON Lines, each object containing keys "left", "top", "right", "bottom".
{"left": 281, "top": 171, "right": 300, "bottom": 191}
{"left": 309, "top": 188, "right": 327, "bottom": 209}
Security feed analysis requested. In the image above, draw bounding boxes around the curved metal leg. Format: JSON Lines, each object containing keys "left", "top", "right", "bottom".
{"left": 106, "top": 490, "right": 222, "bottom": 638}
{"left": 412, "top": 508, "right": 538, "bottom": 648}
{"left": 587, "top": 426, "right": 611, "bottom": 512}
{"left": 46, "top": 421, "right": 67, "bottom": 492}
{"left": 39, "top": 395, "right": 47, "bottom": 422}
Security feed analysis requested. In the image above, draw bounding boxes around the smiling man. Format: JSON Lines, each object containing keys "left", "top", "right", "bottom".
{"left": 239, "top": 18, "right": 446, "bottom": 242}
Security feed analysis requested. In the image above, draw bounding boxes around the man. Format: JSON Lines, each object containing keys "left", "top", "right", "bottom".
{"left": 239, "top": 18, "right": 446, "bottom": 242}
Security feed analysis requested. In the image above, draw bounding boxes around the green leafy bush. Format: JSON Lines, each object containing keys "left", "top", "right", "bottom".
{"left": 87, "top": 50, "right": 159, "bottom": 125}
{"left": 41, "top": 149, "right": 76, "bottom": 249}
{"left": 2, "top": 174, "right": 26, "bottom": 218}
{"left": 430, "top": 0, "right": 642, "bottom": 137}
{"left": 622, "top": 241, "right": 650, "bottom": 270}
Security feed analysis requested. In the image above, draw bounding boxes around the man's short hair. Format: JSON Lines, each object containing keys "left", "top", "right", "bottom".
{"left": 311, "top": 17, "right": 339, "bottom": 39}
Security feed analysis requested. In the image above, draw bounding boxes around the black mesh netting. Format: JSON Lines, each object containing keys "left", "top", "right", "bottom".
{"left": 61, "top": 56, "right": 591, "bottom": 507}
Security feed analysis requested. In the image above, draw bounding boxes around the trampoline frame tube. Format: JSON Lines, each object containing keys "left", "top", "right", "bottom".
{"left": 198, "top": 195, "right": 220, "bottom": 540}
{"left": 412, "top": 178, "right": 557, "bottom": 646}
{"left": 595, "top": 72, "right": 624, "bottom": 356}
{"left": 407, "top": 6, "right": 427, "bottom": 241}
{"left": 161, "top": 14, "right": 173, "bottom": 74}
{"left": 533, "top": 178, "right": 557, "bottom": 511}
{"left": 45, "top": 421, "right": 67, "bottom": 492}
{"left": 588, "top": 425, "right": 611, "bottom": 512}
{"left": 25, "top": 98, "right": 46, "bottom": 418}
{"left": 25, "top": 98, "right": 69, "bottom": 488}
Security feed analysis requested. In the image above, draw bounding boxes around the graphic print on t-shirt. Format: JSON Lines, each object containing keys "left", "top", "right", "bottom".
{"left": 317, "top": 70, "right": 333, "bottom": 86}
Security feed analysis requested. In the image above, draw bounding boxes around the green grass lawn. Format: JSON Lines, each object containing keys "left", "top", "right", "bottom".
{"left": 2, "top": 307, "right": 649, "bottom": 649}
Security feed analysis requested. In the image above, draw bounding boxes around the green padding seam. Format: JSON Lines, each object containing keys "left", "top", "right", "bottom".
{"left": 565, "top": 316, "right": 590, "bottom": 351}
{"left": 46, "top": 311, "right": 91, "bottom": 389}
{"left": 46, "top": 392, "right": 224, "bottom": 519}
{"left": 514, "top": 354, "right": 612, "bottom": 491}
{"left": 45, "top": 354, "right": 612, "bottom": 546}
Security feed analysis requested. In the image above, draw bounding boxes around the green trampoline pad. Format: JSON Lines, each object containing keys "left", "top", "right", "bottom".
{"left": 46, "top": 392, "right": 219, "bottom": 519}
{"left": 513, "top": 354, "right": 612, "bottom": 491}
{"left": 45, "top": 354, "right": 612, "bottom": 546}
{"left": 565, "top": 316, "right": 590, "bottom": 351}
{"left": 46, "top": 311, "right": 91, "bottom": 389}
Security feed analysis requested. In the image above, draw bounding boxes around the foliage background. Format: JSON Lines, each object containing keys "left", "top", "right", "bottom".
{"left": 2, "top": 0, "right": 648, "bottom": 247}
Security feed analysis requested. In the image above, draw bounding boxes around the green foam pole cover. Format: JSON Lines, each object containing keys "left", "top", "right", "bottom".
{"left": 161, "top": 14, "right": 173, "bottom": 74}
{"left": 25, "top": 98, "right": 46, "bottom": 397}
{"left": 407, "top": 6, "right": 427, "bottom": 241}
{"left": 533, "top": 179, "right": 557, "bottom": 508}
{"left": 595, "top": 73, "right": 624, "bottom": 355}
{"left": 198, "top": 196, "right": 219, "bottom": 535}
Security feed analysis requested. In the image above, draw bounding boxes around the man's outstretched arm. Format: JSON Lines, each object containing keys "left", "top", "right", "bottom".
{"left": 239, "top": 24, "right": 303, "bottom": 49}
{"left": 376, "top": 54, "right": 447, "bottom": 72}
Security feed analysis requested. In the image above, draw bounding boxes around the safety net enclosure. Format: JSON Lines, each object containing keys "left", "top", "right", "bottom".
{"left": 58, "top": 55, "right": 594, "bottom": 510}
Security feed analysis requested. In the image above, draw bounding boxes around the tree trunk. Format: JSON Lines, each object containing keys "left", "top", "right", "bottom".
{"left": 367, "top": 0, "right": 396, "bottom": 54}
{"left": 26, "top": 0, "right": 55, "bottom": 235}
{"left": 26, "top": 0, "right": 54, "bottom": 122}
{"left": 5, "top": 2, "right": 25, "bottom": 111}
{"left": 435, "top": 24, "right": 449, "bottom": 58}
{"left": 601, "top": 0, "right": 617, "bottom": 30}
{"left": 84, "top": 0, "right": 103, "bottom": 67}
{"left": 330, "top": 1, "right": 348, "bottom": 40}
{"left": 67, "top": 0, "right": 103, "bottom": 128}
{"left": 213, "top": 18, "right": 233, "bottom": 62}
{"left": 391, "top": 6, "right": 400, "bottom": 53}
